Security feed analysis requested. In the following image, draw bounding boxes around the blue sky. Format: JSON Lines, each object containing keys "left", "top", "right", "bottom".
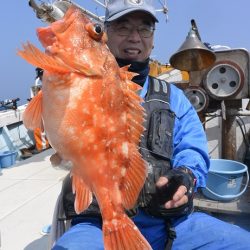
{"left": 1, "top": 0, "right": 250, "bottom": 105}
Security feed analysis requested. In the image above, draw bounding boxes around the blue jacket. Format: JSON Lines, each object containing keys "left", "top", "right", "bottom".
{"left": 140, "top": 78, "right": 210, "bottom": 189}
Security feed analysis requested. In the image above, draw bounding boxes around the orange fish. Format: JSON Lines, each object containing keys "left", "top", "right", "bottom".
{"left": 18, "top": 6, "right": 152, "bottom": 250}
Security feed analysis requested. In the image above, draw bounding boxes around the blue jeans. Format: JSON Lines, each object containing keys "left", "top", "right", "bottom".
{"left": 52, "top": 210, "right": 250, "bottom": 250}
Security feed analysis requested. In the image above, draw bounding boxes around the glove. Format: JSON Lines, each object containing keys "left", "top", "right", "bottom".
{"left": 145, "top": 166, "right": 196, "bottom": 219}
{"left": 156, "top": 166, "right": 196, "bottom": 205}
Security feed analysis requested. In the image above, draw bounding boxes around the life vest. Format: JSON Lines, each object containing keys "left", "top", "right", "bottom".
{"left": 34, "top": 127, "right": 50, "bottom": 151}
{"left": 136, "top": 76, "right": 175, "bottom": 208}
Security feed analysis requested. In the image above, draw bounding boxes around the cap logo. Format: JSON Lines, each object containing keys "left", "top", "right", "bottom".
{"left": 127, "top": 0, "right": 143, "bottom": 6}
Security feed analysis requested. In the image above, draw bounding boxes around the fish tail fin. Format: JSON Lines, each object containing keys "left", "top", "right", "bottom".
{"left": 103, "top": 214, "right": 152, "bottom": 250}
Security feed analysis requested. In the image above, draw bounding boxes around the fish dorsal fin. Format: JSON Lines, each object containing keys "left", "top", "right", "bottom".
{"left": 119, "top": 66, "right": 138, "bottom": 81}
{"left": 17, "top": 42, "right": 72, "bottom": 73}
{"left": 119, "top": 82, "right": 147, "bottom": 209}
{"left": 126, "top": 79, "right": 142, "bottom": 93}
{"left": 23, "top": 91, "right": 43, "bottom": 130}
{"left": 71, "top": 171, "right": 93, "bottom": 214}
{"left": 119, "top": 68, "right": 142, "bottom": 93}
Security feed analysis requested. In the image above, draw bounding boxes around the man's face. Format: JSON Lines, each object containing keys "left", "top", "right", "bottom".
{"left": 106, "top": 12, "right": 155, "bottom": 62}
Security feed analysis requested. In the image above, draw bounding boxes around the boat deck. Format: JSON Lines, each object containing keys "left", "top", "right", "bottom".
{"left": 194, "top": 188, "right": 250, "bottom": 231}
{"left": 0, "top": 149, "right": 67, "bottom": 250}
{"left": 0, "top": 149, "right": 250, "bottom": 249}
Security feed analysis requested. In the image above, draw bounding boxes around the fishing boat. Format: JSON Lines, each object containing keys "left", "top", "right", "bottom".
{"left": 0, "top": 1, "right": 250, "bottom": 249}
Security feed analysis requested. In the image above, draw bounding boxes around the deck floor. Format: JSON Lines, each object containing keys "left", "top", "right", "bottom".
{"left": 194, "top": 177, "right": 250, "bottom": 231}
{"left": 1, "top": 149, "right": 250, "bottom": 249}
{"left": 0, "top": 149, "right": 67, "bottom": 250}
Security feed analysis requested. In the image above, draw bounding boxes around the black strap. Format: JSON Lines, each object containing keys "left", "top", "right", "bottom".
{"left": 165, "top": 220, "right": 177, "bottom": 250}
{"left": 146, "top": 76, "right": 170, "bottom": 102}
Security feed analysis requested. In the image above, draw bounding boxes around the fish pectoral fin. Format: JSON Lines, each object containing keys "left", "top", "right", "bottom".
{"left": 68, "top": 60, "right": 103, "bottom": 76}
{"left": 17, "top": 42, "right": 72, "bottom": 73}
{"left": 103, "top": 214, "right": 152, "bottom": 250}
{"left": 23, "top": 91, "right": 43, "bottom": 130}
{"left": 70, "top": 49, "right": 105, "bottom": 76}
{"left": 71, "top": 172, "right": 93, "bottom": 214}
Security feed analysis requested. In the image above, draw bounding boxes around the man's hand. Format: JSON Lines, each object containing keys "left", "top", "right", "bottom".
{"left": 156, "top": 176, "right": 188, "bottom": 209}
{"left": 154, "top": 167, "right": 196, "bottom": 209}
{"left": 143, "top": 167, "right": 196, "bottom": 219}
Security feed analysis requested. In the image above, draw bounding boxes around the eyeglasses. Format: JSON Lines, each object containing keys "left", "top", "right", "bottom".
{"left": 108, "top": 24, "right": 155, "bottom": 38}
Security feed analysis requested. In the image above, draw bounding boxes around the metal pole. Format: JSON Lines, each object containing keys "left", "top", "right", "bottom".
{"left": 221, "top": 113, "right": 237, "bottom": 160}
{"left": 221, "top": 100, "right": 242, "bottom": 160}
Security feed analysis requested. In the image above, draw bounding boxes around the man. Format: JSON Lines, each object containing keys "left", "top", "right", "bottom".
{"left": 52, "top": 0, "right": 250, "bottom": 249}
{"left": 31, "top": 68, "right": 50, "bottom": 152}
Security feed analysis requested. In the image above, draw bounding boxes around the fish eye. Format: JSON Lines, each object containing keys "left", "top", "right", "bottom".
{"left": 94, "top": 24, "right": 103, "bottom": 34}
{"left": 85, "top": 23, "right": 104, "bottom": 41}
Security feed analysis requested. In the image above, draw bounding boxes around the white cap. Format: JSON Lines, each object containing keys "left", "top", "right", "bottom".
{"left": 105, "top": 0, "right": 158, "bottom": 22}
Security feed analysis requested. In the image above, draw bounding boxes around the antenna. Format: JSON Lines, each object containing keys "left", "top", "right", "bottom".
{"left": 156, "top": 0, "right": 168, "bottom": 22}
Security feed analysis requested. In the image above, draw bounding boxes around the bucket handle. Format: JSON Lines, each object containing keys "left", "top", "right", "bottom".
{"left": 204, "top": 170, "right": 249, "bottom": 200}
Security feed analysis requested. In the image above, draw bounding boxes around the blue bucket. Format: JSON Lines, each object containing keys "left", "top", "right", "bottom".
{"left": 0, "top": 151, "right": 17, "bottom": 168}
{"left": 202, "top": 159, "right": 249, "bottom": 201}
